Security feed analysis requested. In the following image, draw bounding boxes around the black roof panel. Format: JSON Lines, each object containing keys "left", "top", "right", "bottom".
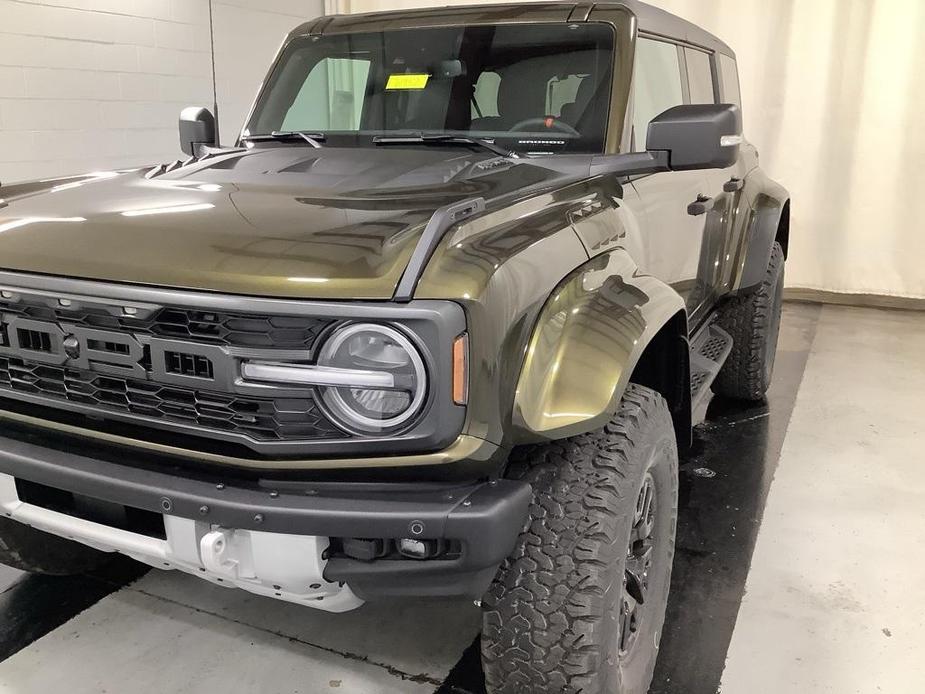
{"left": 290, "top": 1, "right": 735, "bottom": 59}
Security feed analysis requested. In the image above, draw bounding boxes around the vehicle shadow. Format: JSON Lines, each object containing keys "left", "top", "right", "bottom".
{"left": 650, "top": 301, "right": 820, "bottom": 693}
{"left": 0, "top": 557, "right": 146, "bottom": 663}
{"left": 650, "top": 397, "right": 773, "bottom": 693}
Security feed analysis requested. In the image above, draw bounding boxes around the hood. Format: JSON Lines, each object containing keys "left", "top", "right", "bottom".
{"left": 0, "top": 146, "right": 565, "bottom": 299}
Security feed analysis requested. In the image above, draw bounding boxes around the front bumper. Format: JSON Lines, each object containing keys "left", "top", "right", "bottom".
{"left": 0, "top": 433, "right": 530, "bottom": 607}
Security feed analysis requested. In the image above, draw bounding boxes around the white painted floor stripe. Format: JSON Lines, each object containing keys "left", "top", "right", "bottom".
{"left": 719, "top": 306, "right": 925, "bottom": 693}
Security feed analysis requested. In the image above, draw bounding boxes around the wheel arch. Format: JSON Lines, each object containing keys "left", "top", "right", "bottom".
{"left": 510, "top": 249, "right": 689, "bottom": 448}
{"left": 736, "top": 169, "right": 790, "bottom": 291}
{"left": 626, "top": 309, "right": 691, "bottom": 451}
{"left": 776, "top": 198, "right": 790, "bottom": 258}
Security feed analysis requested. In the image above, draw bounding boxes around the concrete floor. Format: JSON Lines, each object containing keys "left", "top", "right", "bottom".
{"left": 0, "top": 566, "right": 22, "bottom": 594}
{"left": 0, "top": 303, "right": 922, "bottom": 693}
{"left": 720, "top": 306, "right": 925, "bottom": 693}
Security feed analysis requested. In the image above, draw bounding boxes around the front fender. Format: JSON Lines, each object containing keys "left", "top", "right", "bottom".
{"left": 512, "top": 250, "right": 685, "bottom": 441}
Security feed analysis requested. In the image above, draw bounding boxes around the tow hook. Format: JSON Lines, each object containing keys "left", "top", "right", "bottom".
{"left": 200, "top": 528, "right": 242, "bottom": 578}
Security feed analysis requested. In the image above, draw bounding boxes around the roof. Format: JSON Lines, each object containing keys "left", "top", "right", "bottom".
{"left": 619, "top": 1, "right": 734, "bottom": 56}
{"left": 291, "top": 1, "right": 734, "bottom": 58}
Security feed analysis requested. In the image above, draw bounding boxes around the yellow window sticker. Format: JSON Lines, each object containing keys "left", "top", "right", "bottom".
{"left": 386, "top": 73, "right": 430, "bottom": 90}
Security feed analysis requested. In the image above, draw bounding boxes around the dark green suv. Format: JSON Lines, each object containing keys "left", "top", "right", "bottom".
{"left": 0, "top": 2, "right": 788, "bottom": 691}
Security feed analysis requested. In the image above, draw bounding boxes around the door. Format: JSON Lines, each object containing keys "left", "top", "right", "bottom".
{"left": 683, "top": 47, "right": 750, "bottom": 321}
{"left": 624, "top": 37, "right": 715, "bottom": 328}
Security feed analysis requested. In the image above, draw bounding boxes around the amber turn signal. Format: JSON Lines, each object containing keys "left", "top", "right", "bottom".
{"left": 452, "top": 333, "right": 469, "bottom": 405}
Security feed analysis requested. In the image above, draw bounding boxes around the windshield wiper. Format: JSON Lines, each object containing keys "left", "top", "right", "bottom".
{"left": 373, "top": 134, "right": 517, "bottom": 159}
{"left": 241, "top": 131, "right": 325, "bottom": 148}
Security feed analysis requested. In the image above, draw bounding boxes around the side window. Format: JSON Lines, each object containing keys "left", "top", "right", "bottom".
{"left": 471, "top": 71, "right": 501, "bottom": 118}
{"left": 281, "top": 57, "right": 370, "bottom": 131}
{"left": 718, "top": 54, "right": 741, "bottom": 108}
{"left": 633, "top": 38, "right": 683, "bottom": 151}
{"left": 685, "top": 48, "right": 715, "bottom": 104}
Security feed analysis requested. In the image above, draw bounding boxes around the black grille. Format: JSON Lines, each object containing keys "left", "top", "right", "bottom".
{"left": 151, "top": 309, "right": 331, "bottom": 348}
{"left": 0, "top": 356, "right": 344, "bottom": 442}
{"left": 165, "top": 351, "right": 214, "bottom": 379}
{"left": 18, "top": 328, "right": 52, "bottom": 352}
{"left": 89, "top": 339, "right": 130, "bottom": 355}
{"left": 2, "top": 303, "right": 331, "bottom": 350}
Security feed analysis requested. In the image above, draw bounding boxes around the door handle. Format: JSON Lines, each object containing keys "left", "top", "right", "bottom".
{"left": 723, "top": 177, "right": 744, "bottom": 193}
{"left": 687, "top": 194, "right": 714, "bottom": 216}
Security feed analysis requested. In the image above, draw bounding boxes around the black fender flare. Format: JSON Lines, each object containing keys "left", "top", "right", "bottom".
{"left": 737, "top": 168, "right": 790, "bottom": 292}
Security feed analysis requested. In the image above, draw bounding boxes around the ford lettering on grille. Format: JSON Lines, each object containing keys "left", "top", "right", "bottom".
{"left": 0, "top": 293, "right": 346, "bottom": 451}
{"left": 0, "top": 315, "right": 234, "bottom": 389}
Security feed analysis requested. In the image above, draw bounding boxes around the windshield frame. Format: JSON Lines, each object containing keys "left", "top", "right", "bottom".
{"left": 240, "top": 20, "right": 624, "bottom": 156}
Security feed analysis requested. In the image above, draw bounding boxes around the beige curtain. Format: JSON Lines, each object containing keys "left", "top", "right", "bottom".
{"left": 329, "top": 0, "right": 925, "bottom": 299}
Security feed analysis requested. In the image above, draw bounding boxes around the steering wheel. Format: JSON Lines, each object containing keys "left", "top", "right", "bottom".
{"left": 509, "top": 117, "right": 580, "bottom": 137}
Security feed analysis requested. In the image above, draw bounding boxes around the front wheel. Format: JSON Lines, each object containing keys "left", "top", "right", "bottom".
{"left": 481, "top": 384, "right": 679, "bottom": 694}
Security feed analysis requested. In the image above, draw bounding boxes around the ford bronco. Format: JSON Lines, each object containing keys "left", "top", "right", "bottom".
{"left": 0, "top": 2, "right": 788, "bottom": 692}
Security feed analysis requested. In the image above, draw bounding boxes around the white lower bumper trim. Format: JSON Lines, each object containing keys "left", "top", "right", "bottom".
{"left": 0, "top": 473, "right": 363, "bottom": 613}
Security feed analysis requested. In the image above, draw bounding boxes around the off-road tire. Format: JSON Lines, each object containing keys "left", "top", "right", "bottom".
{"left": 481, "top": 384, "right": 679, "bottom": 694}
{"left": 712, "top": 242, "right": 785, "bottom": 400}
{"left": 0, "top": 517, "right": 111, "bottom": 575}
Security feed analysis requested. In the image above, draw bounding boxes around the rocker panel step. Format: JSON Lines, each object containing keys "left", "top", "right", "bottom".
{"left": 690, "top": 323, "right": 734, "bottom": 409}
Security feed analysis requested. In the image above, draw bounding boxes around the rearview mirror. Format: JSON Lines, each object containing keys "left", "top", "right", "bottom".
{"left": 590, "top": 103, "right": 742, "bottom": 177}
{"left": 179, "top": 106, "right": 216, "bottom": 156}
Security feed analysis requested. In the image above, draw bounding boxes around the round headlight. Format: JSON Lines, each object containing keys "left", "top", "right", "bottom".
{"left": 317, "top": 323, "right": 427, "bottom": 434}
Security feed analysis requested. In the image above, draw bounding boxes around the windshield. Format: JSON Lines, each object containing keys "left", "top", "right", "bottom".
{"left": 244, "top": 23, "right": 615, "bottom": 155}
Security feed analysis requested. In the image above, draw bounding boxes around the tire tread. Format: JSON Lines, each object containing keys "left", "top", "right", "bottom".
{"left": 481, "top": 384, "right": 678, "bottom": 694}
{"left": 712, "top": 242, "right": 785, "bottom": 400}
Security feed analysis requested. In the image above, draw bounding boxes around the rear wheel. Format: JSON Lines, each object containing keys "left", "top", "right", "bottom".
{"left": 481, "top": 384, "right": 678, "bottom": 694}
{"left": 0, "top": 518, "right": 111, "bottom": 576}
{"left": 712, "top": 242, "right": 785, "bottom": 400}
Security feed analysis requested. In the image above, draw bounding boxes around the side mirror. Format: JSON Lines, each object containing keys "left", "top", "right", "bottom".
{"left": 179, "top": 106, "right": 216, "bottom": 156}
{"left": 590, "top": 103, "right": 742, "bottom": 177}
{"left": 646, "top": 103, "right": 742, "bottom": 170}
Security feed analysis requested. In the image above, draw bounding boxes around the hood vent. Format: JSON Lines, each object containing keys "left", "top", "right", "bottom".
{"left": 145, "top": 146, "right": 248, "bottom": 179}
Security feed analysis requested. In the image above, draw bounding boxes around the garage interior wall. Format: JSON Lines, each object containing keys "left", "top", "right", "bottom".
{"left": 0, "top": 0, "right": 324, "bottom": 181}
{"left": 331, "top": 0, "right": 925, "bottom": 301}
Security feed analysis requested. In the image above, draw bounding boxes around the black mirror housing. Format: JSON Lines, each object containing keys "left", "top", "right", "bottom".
{"left": 179, "top": 106, "right": 217, "bottom": 156}
{"left": 589, "top": 104, "right": 742, "bottom": 179}
{"left": 646, "top": 103, "right": 742, "bottom": 170}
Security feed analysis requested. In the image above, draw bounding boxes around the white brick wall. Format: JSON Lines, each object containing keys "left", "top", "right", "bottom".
{"left": 212, "top": 0, "right": 325, "bottom": 145}
{"left": 0, "top": 0, "right": 323, "bottom": 183}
